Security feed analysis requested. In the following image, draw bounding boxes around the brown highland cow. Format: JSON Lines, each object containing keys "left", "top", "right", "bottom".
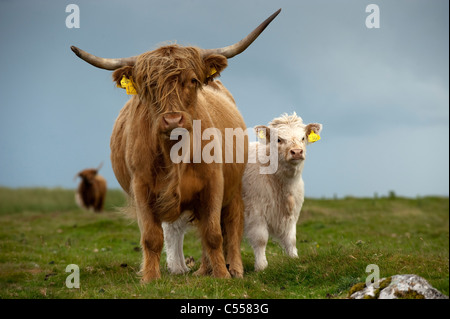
{"left": 75, "top": 163, "right": 107, "bottom": 213}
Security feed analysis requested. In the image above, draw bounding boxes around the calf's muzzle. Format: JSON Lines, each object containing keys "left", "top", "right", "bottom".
{"left": 290, "top": 149, "right": 304, "bottom": 160}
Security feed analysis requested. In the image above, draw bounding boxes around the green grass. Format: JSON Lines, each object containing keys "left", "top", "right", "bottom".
{"left": 0, "top": 187, "right": 448, "bottom": 299}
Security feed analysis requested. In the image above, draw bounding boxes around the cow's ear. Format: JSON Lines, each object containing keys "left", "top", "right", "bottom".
{"left": 112, "top": 65, "right": 134, "bottom": 87}
{"left": 255, "top": 125, "right": 272, "bottom": 143}
{"left": 203, "top": 54, "right": 228, "bottom": 83}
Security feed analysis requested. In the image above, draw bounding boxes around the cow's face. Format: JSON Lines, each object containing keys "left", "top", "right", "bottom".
{"left": 256, "top": 118, "right": 322, "bottom": 166}
{"left": 78, "top": 169, "right": 97, "bottom": 185}
{"left": 112, "top": 45, "right": 228, "bottom": 135}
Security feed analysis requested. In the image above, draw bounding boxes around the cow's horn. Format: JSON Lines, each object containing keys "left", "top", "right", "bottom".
{"left": 202, "top": 8, "right": 281, "bottom": 59}
{"left": 96, "top": 162, "right": 103, "bottom": 172}
{"left": 70, "top": 46, "right": 137, "bottom": 70}
{"left": 71, "top": 8, "right": 281, "bottom": 69}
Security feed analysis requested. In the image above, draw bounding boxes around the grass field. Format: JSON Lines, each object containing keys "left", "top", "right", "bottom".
{"left": 0, "top": 187, "right": 448, "bottom": 299}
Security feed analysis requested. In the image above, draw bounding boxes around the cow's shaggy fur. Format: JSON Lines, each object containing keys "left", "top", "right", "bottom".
{"left": 110, "top": 45, "right": 247, "bottom": 281}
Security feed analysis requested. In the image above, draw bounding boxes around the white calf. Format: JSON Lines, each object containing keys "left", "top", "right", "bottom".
{"left": 244, "top": 112, "right": 322, "bottom": 271}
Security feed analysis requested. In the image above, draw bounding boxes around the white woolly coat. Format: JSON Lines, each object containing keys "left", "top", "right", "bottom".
{"left": 243, "top": 141, "right": 305, "bottom": 246}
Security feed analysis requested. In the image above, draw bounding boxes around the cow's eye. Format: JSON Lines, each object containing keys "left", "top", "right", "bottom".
{"left": 302, "top": 137, "right": 305, "bottom": 141}
{"left": 277, "top": 138, "right": 281, "bottom": 143}
{"left": 191, "top": 78, "right": 199, "bottom": 86}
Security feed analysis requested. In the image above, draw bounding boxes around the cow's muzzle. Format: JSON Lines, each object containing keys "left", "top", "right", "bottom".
{"left": 160, "top": 112, "right": 186, "bottom": 132}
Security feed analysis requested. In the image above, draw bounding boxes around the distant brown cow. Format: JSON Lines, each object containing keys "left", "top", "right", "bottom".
{"left": 75, "top": 163, "right": 107, "bottom": 213}
{"left": 71, "top": 9, "right": 280, "bottom": 282}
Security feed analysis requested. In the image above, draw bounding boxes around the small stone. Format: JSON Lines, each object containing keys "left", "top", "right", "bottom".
{"left": 44, "top": 272, "right": 56, "bottom": 281}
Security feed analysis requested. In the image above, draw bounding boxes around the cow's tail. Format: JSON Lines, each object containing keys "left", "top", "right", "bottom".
{"left": 118, "top": 195, "right": 138, "bottom": 220}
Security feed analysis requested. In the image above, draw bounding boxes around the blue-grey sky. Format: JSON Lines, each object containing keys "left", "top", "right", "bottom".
{"left": 0, "top": 0, "right": 448, "bottom": 198}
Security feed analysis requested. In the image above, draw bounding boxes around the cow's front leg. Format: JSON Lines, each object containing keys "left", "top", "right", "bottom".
{"left": 134, "top": 180, "right": 164, "bottom": 283}
{"left": 221, "top": 191, "right": 244, "bottom": 278}
{"left": 196, "top": 172, "right": 230, "bottom": 278}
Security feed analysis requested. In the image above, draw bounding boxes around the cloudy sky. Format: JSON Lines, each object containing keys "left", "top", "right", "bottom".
{"left": 0, "top": 0, "right": 448, "bottom": 198}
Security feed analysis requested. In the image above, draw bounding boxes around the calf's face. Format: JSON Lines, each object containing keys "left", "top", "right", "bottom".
{"left": 256, "top": 122, "right": 322, "bottom": 166}
{"left": 277, "top": 125, "right": 307, "bottom": 163}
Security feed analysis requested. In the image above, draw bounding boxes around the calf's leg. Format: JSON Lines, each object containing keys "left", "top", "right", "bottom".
{"left": 246, "top": 219, "right": 269, "bottom": 271}
{"left": 163, "top": 211, "right": 191, "bottom": 274}
{"left": 280, "top": 222, "right": 298, "bottom": 258}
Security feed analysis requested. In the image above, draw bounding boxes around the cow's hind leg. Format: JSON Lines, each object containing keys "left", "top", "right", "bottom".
{"left": 194, "top": 249, "right": 212, "bottom": 276}
{"left": 221, "top": 193, "right": 244, "bottom": 278}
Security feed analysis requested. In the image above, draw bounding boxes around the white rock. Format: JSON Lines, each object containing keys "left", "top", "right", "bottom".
{"left": 350, "top": 274, "right": 448, "bottom": 299}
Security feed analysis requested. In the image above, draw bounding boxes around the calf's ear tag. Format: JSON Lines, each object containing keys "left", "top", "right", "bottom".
{"left": 308, "top": 131, "right": 321, "bottom": 143}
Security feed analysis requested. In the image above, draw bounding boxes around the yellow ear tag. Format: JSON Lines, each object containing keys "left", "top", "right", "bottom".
{"left": 308, "top": 131, "right": 321, "bottom": 143}
{"left": 209, "top": 67, "right": 217, "bottom": 77}
{"left": 118, "top": 75, "right": 137, "bottom": 95}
